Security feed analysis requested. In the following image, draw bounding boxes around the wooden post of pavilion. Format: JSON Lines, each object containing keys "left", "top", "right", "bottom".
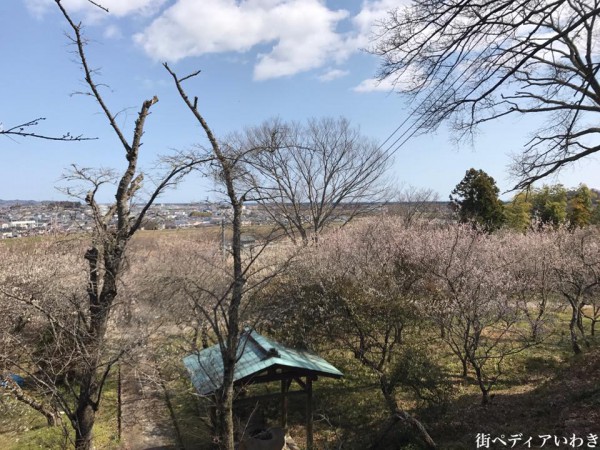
{"left": 281, "top": 378, "right": 289, "bottom": 428}
{"left": 306, "top": 376, "right": 313, "bottom": 450}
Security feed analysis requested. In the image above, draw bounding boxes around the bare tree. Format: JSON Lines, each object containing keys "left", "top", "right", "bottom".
{"left": 139, "top": 224, "right": 295, "bottom": 447}
{"left": 510, "top": 230, "right": 558, "bottom": 341}
{"left": 0, "top": 238, "right": 91, "bottom": 438}
{"left": 424, "top": 226, "right": 535, "bottom": 404}
{"left": 390, "top": 184, "right": 440, "bottom": 226}
{"left": 552, "top": 228, "right": 600, "bottom": 354}
{"left": 165, "top": 64, "right": 300, "bottom": 450}
{"left": 0, "top": 2, "right": 208, "bottom": 448}
{"left": 165, "top": 63, "right": 248, "bottom": 450}
{"left": 0, "top": 246, "right": 69, "bottom": 429}
{"left": 372, "top": 0, "right": 600, "bottom": 189}
{"left": 240, "top": 117, "right": 390, "bottom": 244}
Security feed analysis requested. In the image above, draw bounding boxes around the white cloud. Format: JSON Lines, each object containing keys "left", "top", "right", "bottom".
{"left": 25, "top": 0, "right": 166, "bottom": 20}
{"left": 253, "top": 2, "right": 352, "bottom": 80}
{"left": 26, "top": 0, "right": 409, "bottom": 84}
{"left": 352, "top": 76, "right": 397, "bottom": 93}
{"left": 350, "top": 0, "right": 408, "bottom": 49}
{"left": 103, "top": 24, "right": 122, "bottom": 39}
{"left": 134, "top": 0, "right": 351, "bottom": 80}
{"left": 24, "top": 0, "right": 49, "bottom": 19}
{"left": 131, "top": 0, "right": 409, "bottom": 80}
{"left": 318, "top": 69, "right": 349, "bottom": 82}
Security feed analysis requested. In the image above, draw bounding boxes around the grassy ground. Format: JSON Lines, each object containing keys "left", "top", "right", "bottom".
{"left": 423, "top": 338, "right": 597, "bottom": 449}
{"left": 0, "top": 379, "right": 119, "bottom": 449}
{"left": 1, "top": 316, "right": 598, "bottom": 449}
{"left": 170, "top": 316, "right": 599, "bottom": 449}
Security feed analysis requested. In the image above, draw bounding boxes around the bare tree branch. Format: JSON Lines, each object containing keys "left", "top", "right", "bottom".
{"left": 0, "top": 117, "right": 94, "bottom": 141}
{"left": 371, "top": 0, "right": 600, "bottom": 189}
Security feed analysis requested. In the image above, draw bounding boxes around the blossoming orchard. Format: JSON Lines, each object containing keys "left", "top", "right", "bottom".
{"left": 2, "top": 0, "right": 600, "bottom": 449}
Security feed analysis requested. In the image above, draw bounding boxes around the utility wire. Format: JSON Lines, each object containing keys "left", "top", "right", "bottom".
{"left": 376, "top": 32, "right": 512, "bottom": 161}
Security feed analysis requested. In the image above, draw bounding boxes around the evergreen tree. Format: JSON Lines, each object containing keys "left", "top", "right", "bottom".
{"left": 568, "top": 184, "right": 594, "bottom": 229}
{"left": 505, "top": 192, "right": 532, "bottom": 232}
{"left": 450, "top": 168, "right": 505, "bottom": 232}
{"left": 530, "top": 185, "right": 567, "bottom": 227}
{"left": 591, "top": 204, "right": 600, "bottom": 225}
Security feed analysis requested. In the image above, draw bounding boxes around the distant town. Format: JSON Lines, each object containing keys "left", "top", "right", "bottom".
{"left": 0, "top": 199, "right": 452, "bottom": 239}
{"left": 0, "top": 200, "right": 268, "bottom": 239}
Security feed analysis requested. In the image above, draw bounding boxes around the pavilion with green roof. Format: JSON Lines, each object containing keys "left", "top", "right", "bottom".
{"left": 183, "top": 328, "right": 343, "bottom": 449}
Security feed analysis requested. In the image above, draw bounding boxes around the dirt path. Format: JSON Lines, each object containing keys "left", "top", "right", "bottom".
{"left": 120, "top": 362, "right": 178, "bottom": 450}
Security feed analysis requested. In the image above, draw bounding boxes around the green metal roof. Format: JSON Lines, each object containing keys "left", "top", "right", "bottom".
{"left": 183, "top": 328, "right": 343, "bottom": 395}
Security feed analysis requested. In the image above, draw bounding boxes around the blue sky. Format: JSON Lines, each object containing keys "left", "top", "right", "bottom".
{"left": 1, "top": 0, "right": 598, "bottom": 203}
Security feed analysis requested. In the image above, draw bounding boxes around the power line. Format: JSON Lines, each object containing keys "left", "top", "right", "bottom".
{"left": 376, "top": 32, "right": 512, "bottom": 160}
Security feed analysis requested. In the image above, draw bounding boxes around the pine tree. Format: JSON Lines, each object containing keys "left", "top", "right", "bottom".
{"left": 450, "top": 168, "right": 505, "bottom": 232}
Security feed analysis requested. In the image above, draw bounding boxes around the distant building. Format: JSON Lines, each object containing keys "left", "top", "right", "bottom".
{"left": 10, "top": 220, "right": 37, "bottom": 229}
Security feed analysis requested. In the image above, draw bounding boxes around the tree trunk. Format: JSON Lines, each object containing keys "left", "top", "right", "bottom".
{"left": 460, "top": 357, "right": 468, "bottom": 379}
{"left": 299, "top": 227, "right": 309, "bottom": 246}
{"left": 221, "top": 384, "right": 235, "bottom": 450}
{"left": 531, "top": 322, "right": 539, "bottom": 342}
{"left": 480, "top": 390, "right": 490, "bottom": 405}
{"left": 569, "top": 304, "right": 582, "bottom": 355}
{"left": 215, "top": 375, "right": 235, "bottom": 450}
{"left": 472, "top": 364, "right": 490, "bottom": 405}
{"left": 201, "top": 322, "right": 210, "bottom": 349}
{"left": 577, "top": 305, "right": 589, "bottom": 348}
{"left": 117, "top": 364, "right": 122, "bottom": 441}
{"left": 73, "top": 243, "right": 122, "bottom": 450}
{"left": 379, "top": 376, "right": 436, "bottom": 449}
{"left": 74, "top": 396, "right": 96, "bottom": 450}
{"left": 531, "top": 298, "right": 547, "bottom": 341}
{"left": 213, "top": 193, "right": 243, "bottom": 450}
